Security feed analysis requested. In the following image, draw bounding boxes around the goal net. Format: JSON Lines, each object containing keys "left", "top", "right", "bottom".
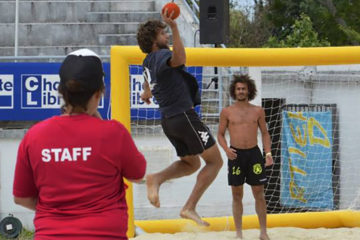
{"left": 259, "top": 65, "right": 360, "bottom": 213}
{"left": 111, "top": 46, "right": 360, "bottom": 224}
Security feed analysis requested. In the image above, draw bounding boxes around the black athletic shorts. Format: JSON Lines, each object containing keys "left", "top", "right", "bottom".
{"left": 161, "top": 109, "right": 216, "bottom": 157}
{"left": 228, "top": 146, "right": 267, "bottom": 186}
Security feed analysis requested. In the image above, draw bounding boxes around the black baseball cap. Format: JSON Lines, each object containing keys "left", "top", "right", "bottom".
{"left": 59, "top": 49, "right": 105, "bottom": 92}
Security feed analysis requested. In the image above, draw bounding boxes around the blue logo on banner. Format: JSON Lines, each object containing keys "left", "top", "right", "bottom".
{"left": 0, "top": 63, "right": 109, "bottom": 120}
{"left": 21, "top": 74, "right": 61, "bottom": 109}
{"left": 0, "top": 75, "right": 14, "bottom": 108}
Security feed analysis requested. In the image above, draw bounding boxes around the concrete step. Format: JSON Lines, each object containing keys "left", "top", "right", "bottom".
{"left": 0, "top": 1, "right": 155, "bottom": 23}
{"left": 0, "top": 0, "right": 162, "bottom": 56}
{"left": 0, "top": 1, "right": 89, "bottom": 23}
{"left": 87, "top": 1, "right": 156, "bottom": 12}
{"left": 87, "top": 11, "right": 160, "bottom": 23}
{"left": 98, "top": 34, "right": 137, "bottom": 45}
{"left": 0, "top": 22, "right": 141, "bottom": 46}
{"left": 2, "top": 0, "right": 154, "bottom": 1}
{"left": 0, "top": 45, "right": 111, "bottom": 57}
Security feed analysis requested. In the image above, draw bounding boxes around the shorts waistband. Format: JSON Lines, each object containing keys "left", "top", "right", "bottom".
{"left": 230, "top": 145, "right": 259, "bottom": 152}
{"left": 162, "top": 108, "right": 195, "bottom": 119}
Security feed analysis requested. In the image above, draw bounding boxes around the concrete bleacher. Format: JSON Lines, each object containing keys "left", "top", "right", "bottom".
{"left": 0, "top": 0, "right": 160, "bottom": 56}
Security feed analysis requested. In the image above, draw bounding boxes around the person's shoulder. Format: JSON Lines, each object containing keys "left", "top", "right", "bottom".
{"left": 158, "top": 48, "right": 172, "bottom": 54}
{"left": 27, "top": 116, "right": 57, "bottom": 132}
{"left": 145, "top": 49, "right": 171, "bottom": 64}
{"left": 103, "top": 119, "right": 128, "bottom": 134}
{"left": 22, "top": 116, "right": 58, "bottom": 141}
{"left": 143, "top": 52, "right": 153, "bottom": 65}
{"left": 224, "top": 105, "right": 233, "bottom": 110}
{"left": 250, "top": 104, "right": 265, "bottom": 113}
{"left": 221, "top": 105, "right": 232, "bottom": 115}
{"left": 154, "top": 49, "right": 172, "bottom": 58}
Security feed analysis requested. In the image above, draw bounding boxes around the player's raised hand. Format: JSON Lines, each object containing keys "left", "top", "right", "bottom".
{"left": 140, "top": 92, "right": 151, "bottom": 104}
{"left": 141, "top": 80, "right": 152, "bottom": 104}
{"left": 161, "top": 8, "right": 176, "bottom": 28}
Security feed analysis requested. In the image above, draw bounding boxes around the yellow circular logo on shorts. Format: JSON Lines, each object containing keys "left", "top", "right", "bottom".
{"left": 253, "top": 164, "right": 262, "bottom": 175}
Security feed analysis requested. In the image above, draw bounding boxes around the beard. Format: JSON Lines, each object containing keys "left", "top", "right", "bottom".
{"left": 156, "top": 42, "right": 169, "bottom": 50}
{"left": 236, "top": 94, "right": 247, "bottom": 101}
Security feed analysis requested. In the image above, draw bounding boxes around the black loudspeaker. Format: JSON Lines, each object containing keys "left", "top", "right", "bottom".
{"left": 0, "top": 214, "right": 22, "bottom": 239}
{"left": 200, "top": 0, "right": 229, "bottom": 44}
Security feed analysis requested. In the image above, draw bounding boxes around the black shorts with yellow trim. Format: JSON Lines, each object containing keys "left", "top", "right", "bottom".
{"left": 228, "top": 145, "right": 267, "bottom": 186}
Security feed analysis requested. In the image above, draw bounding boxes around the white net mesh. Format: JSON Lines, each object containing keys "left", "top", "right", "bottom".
{"left": 262, "top": 65, "right": 360, "bottom": 213}
{"left": 130, "top": 64, "right": 360, "bottom": 220}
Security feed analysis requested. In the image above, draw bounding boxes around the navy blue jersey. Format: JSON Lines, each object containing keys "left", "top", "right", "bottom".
{"left": 143, "top": 49, "right": 201, "bottom": 117}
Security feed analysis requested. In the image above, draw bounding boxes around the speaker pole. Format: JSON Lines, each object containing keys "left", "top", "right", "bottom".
{"left": 213, "top": 43, "right": 219, "bottom": 89}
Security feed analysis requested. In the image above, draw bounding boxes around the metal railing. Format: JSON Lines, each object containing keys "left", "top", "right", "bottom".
{"left": 0, "top": 55, "right": 111, "bottom": 62}
{"left": 181, "top": 0, "right": 200, "bottom": 24}
{"left": 14, "top": 0, "right": 19, "bottom": 57}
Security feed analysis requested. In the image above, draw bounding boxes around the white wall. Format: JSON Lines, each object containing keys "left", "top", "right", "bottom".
{"left": 313, "top": 81, "right": 360, "bottom": 208}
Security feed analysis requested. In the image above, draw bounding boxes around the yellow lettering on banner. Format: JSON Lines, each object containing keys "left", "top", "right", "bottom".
{"left": 286, "top": 112, "right": 330, "bottom": 204}
{"left": 308, "top": 117, "right": 330, "bottom": 148}
{"left": 288, "top": 112, "right": 308, "bottom": 147}
{"left": 288, "top": 112, "right": 331, "bottom": 148}
{"left": 289, "top": 123, "right": 307, "bottom": 147}
{"left": 288, "top": 147, "right": 306, "bottom": 158}
{"left": 288, "top": 157, "right": 307, "bottom": 203}
{"left": 288, "top": 112, "right": 307, "bottom": 121}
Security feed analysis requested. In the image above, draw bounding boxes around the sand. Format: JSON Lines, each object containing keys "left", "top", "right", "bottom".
{"left": 130, "top": 227, "right": 360, "bottom": 240}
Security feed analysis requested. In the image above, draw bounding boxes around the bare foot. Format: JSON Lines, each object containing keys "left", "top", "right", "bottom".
{"left": 146, "top": 174, "right": 160, "bottom": 208}
{"left": 260, "top": 232, "right": 270, "bottom": 240}
{"left": 180, "top": 209, "right": 210, "bottom": 227}
{"left": 235, "top": 231, "right": 243, "bottom": 239}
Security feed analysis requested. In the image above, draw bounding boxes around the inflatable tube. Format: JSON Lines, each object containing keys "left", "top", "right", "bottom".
{"left": 134, "top": 210, "right": 360, "bottom": 233}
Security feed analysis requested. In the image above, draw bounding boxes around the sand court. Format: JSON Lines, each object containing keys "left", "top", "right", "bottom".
{"left": 131, "top": 227, "right": 360, "bottom": 240}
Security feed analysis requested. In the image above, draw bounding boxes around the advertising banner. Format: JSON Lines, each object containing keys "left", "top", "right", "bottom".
{"left": 0, "top": 63, "right": 202, "bottom": 121}
{"left": 281, "top": 111, "right": 334, "bottom": 209}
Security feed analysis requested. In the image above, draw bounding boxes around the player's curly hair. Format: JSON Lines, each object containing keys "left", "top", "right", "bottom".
{"left": 137, "top": 20, "right": 166, "bottom": 54}
{"left": 229, "top": 74, "right": 257, "bottom": 101}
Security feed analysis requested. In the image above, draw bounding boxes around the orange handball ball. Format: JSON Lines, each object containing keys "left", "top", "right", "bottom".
{"left": 162, "top": 2, "right": 180, "bottom": 20}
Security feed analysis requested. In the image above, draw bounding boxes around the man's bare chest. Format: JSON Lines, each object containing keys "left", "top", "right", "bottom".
{"left": 229, "top": 111, "right": 259, "bottom": 126}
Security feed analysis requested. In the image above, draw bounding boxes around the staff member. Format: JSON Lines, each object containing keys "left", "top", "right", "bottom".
{"left": 13, "top": 49, "right": 146, "bottom": 240}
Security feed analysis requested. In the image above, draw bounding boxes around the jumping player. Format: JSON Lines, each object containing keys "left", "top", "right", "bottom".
{"left": 136, "top": 10, "right": 223, "bottom": 226}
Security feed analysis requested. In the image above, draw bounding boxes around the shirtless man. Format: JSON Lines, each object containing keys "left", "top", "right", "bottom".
{"left": 217, "top": 74, "right": 273, "bottom": 240}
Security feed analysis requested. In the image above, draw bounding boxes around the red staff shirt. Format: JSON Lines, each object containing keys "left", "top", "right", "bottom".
{"left": 13, "top": 114, "right": 146, "bottom": 240}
